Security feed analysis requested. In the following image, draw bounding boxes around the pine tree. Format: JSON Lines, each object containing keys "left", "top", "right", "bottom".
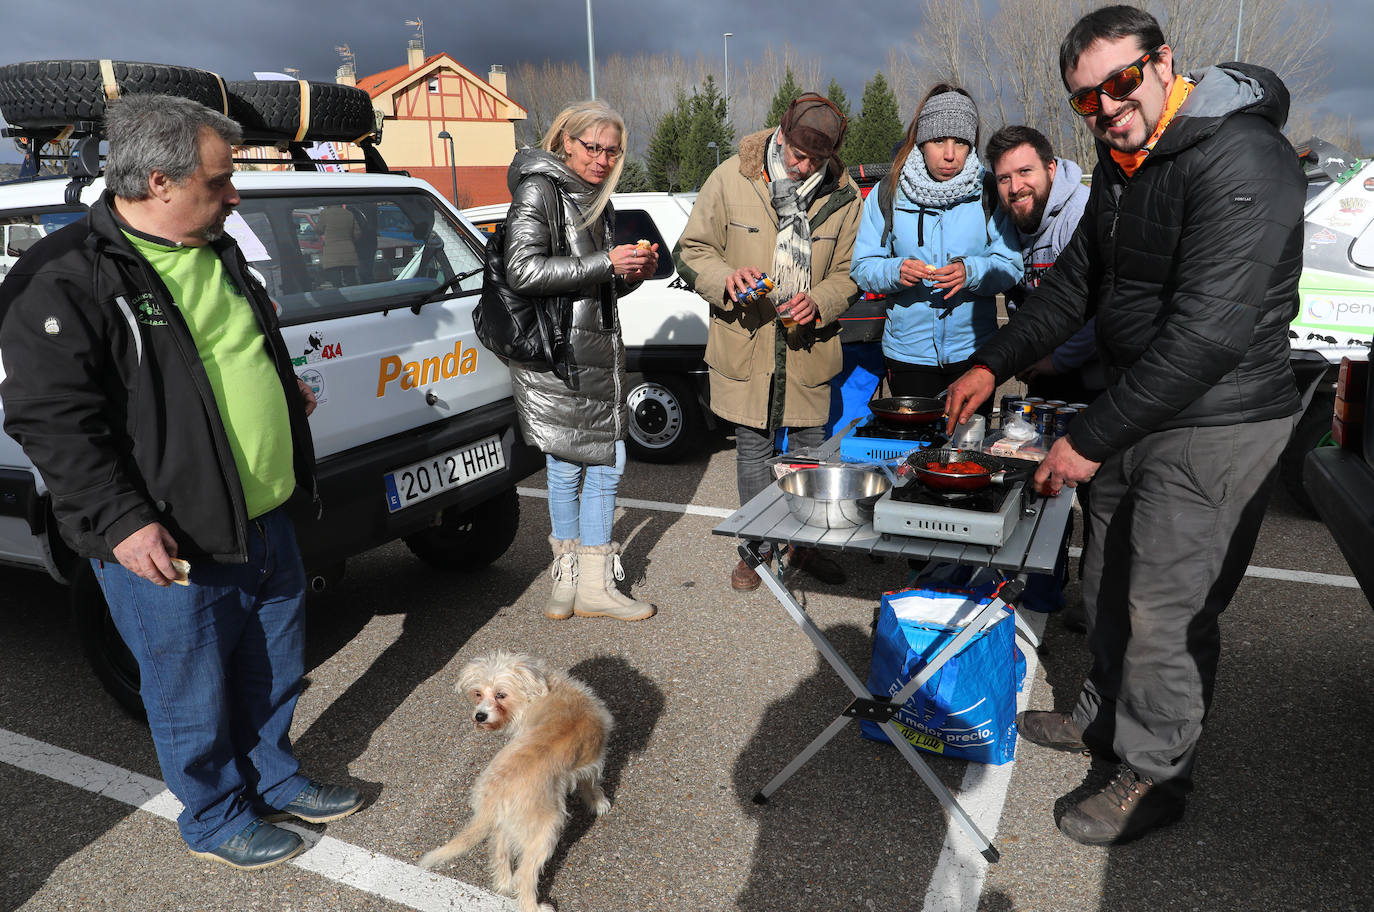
{"left": 678, "top": 75, "right": 734, "bottom": 191}
{"left": 765, "top": 69, "right": 803, "bottom": 129}
{"left": 826, "top": 78, "right": 851, "bottom": 119}
{"left": 846, "top": 71, "right": 906, "bottom": 167}
{"left": 616, "top": 157, "right": 652, "bottom": 193}
{"left": 646, "top": 89, "right": 689, "bottom": 192}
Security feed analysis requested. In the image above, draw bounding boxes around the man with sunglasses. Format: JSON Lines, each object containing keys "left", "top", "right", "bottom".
{"left": 946, "top": 5, "right": 1306, "bottom": 846}
{"left": 675, "top": 93, "right": 864, "bottom": 591}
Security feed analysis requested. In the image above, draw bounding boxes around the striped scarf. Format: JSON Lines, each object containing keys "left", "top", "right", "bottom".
{"left": 765, "top": 130, "right": 827, "bottom": 306}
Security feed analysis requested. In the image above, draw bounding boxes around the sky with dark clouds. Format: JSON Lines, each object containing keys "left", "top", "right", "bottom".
{"left": 2, "top": 0, "right": 1371, "bottom": 165}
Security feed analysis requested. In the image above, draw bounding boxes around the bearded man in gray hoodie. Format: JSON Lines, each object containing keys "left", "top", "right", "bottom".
{"left": 987, "top": 125, "right": 1097, "bottom": 405}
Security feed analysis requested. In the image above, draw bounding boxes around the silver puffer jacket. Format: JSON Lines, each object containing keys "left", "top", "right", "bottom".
{"left": 503, "top": 149, "right": 637, "bottom": 466}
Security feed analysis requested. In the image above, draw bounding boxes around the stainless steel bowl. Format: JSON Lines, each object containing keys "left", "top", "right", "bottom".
{"left": 778, "top": 465, "right": 892, "bottom": 530}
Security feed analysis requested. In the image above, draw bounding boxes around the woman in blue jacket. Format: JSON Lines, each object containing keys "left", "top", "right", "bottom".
{"left": 851, "top": 84, "right": 1019, "bottom": 405}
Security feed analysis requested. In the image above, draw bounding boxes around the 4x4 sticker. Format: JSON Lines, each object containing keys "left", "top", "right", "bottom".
{"left": 376, "top": 341, "right": 479, "bottom": 397}
{"left": 291, "top": 331, "right": 344, "bottom": 367}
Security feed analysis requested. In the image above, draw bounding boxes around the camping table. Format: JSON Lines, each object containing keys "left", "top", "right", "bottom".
{"left": 711, "top": 451, "right": 1073, "bottom": 863}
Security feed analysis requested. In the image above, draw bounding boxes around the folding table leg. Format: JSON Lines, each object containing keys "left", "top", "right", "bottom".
{"left": 738, "top": 543, "right": 1003, "bottom": 862}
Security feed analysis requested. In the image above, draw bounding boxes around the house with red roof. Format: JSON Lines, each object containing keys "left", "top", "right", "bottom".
{"left": 341, "top": 40, "right": 526, "bottom": 206}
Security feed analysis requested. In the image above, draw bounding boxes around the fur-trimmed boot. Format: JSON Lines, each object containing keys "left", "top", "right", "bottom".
{"left": 545, "top": 536, "right": 579, "bottom": 619}
{"left": 573, "top": 542, "right": 656, "bottom": 621}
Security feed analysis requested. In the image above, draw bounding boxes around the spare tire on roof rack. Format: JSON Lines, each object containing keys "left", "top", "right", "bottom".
{"left": 0, "top": 59, "right": 230, "bottom": 129}
{"left": 0, "top": 61, "right": 378, "bottom": 146}
{"left": 226, "top": 79, "right": 377, "bottom": 144}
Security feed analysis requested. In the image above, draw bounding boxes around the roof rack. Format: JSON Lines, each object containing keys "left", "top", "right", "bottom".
{"left": 5, "top": 122, "right": 391, "bottom": 203}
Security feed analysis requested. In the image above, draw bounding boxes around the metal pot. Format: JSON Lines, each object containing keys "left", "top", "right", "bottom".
{"left": 905, "top": 447, "right": 1026, "bottom": 492}
{"left": 778, "top": 465, "right": 892, "bottom": 530}
{"left": 869, "top": 396, "right": 947, "bottom": 427}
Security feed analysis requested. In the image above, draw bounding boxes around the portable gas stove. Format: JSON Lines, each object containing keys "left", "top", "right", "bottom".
{"left": 871, "top": 458, "right": 1038, "bottom": 546}
{"left": 838, "top": 416, "right": 948, "bottom": 463}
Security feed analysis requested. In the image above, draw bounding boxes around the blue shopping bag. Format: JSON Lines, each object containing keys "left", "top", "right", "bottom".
{"left": 860, "top": 586, "right": 1025, "bottom": 765}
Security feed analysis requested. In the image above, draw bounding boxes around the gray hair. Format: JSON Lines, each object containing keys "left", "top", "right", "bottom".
{"left": 104, "top": 94, "right": 242, "bottom": 200}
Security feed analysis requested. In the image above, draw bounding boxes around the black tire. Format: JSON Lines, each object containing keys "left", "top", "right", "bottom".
{"left": 227, "top": 80, "right": 375, "bottom": 142}
{"left": 847, "top": 162, "right": 891, "bottom": 187}
{"left": 0, "top": 60, "right": 227, "bottom": 129}
{"left": 404, "top": 487, "right": 521, "bottom": 570}
{"left": 1280, "top": 394, "right": 1336, "bottom": 516}
{"left": 625, "top": 373, "right": 704, "bottom": 463}
{"left": 70, "top": 562, "right": 146, "bottom": 722}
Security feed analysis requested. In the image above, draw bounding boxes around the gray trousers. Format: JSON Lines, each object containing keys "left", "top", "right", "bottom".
{"left": 1073, "top": 415, "right": 1297, "bottom": 797}
{"left": 736, "top": 424, "right": 825, "bottom": 546}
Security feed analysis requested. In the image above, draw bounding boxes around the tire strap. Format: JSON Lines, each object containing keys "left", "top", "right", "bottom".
{"left": 98, "top": 59, "right": 119, "bottom": 101}
{"left": 295, "top": 79, "right": 311, "bottom": 142}
{"left": 209, "top": 72, "right": 228, "bottom": 115}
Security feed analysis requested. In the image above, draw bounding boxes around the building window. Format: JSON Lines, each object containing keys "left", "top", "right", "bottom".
{"left": 428, "top": 77, "right": 439, "bottom": 94}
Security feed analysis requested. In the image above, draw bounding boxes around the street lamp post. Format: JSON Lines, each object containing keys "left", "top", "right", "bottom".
{"left": 1233, "top": 0, "right": 1244, "bottom": 60}
{"left": 707, "top": 141, "right": 719, "bottom": 167}
{"left": 723, "top": 32, "right": 732, "bottom": 129}
{"left": 587, "top": 0, "right": 597, "bottom": 98}
{"left": 436, "top": 130, "right": 457, "bottom": 206}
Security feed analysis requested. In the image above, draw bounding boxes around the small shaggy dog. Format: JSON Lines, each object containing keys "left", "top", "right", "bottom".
{"left": 419, "top": 651, "right": 613, "bottom": 912}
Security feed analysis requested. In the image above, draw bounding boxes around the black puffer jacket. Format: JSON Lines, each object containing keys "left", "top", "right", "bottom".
{"left": 0, "top": 193, "right": 317, "bottom": 563}
{"left": 974, "top": 64, "right": 1306, "bottom": 462}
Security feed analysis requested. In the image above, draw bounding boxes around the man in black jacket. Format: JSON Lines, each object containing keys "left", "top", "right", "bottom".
{"left": 0, "top": 94, "right": 362, "bottom": 869}
{"left": 946, "top": 5, "right": 1306, "bottom": 845}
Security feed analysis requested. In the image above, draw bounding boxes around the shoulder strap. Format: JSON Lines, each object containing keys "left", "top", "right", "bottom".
{"left": 508, "top": 173, "right": 567, "bottom": 256}
{"left": 878, "top": 177, "right": 895, "bottom": 251}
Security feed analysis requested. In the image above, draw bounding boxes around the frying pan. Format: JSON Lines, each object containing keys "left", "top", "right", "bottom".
{"left": 869, "top": 396, "right": 947, "bottom": 426}
{"left": 905, "top": 447, "right": 1026, "bottom": 492}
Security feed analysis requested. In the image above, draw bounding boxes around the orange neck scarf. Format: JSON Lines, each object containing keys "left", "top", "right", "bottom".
{"left": 1110, "top": 75, "right": 1194, "bottom": 177}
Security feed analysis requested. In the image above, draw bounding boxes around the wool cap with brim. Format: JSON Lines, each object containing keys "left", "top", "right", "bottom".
{"left": 780, "top": 93, "right": 848, "bottom": 161}
{"left": 915, "top": 91, "right": 978, "bottom": 146}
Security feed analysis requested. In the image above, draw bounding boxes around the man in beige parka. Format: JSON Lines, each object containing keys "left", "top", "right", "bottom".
{"left": 675, "top": 93, "right": 864, "bottom": 590}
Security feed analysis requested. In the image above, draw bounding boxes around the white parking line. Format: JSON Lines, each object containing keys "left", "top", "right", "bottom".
{"left": 0, "top": 727, "right": 511, "bottom": 912}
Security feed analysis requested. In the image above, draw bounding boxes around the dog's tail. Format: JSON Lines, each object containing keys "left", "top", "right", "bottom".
{"left": 418, "top": 811, "right": 493, "bottom": 870}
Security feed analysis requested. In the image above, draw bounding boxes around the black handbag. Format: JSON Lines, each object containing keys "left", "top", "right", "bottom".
{"left": 473, "top": 175, "right": 572, "bottom": 383}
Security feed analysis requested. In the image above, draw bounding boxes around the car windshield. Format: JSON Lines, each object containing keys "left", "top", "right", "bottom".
{"left": 226, "top": 190, "right": 485, "bottom": 324}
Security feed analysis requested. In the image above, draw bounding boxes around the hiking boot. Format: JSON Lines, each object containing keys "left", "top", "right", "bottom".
{"left": 573, "top": 542, "right": 656, "bottom": 621}
{"left": 731, "top": 558, "right": 761, "bottom": 591}
{"left": 788, "top": 546, "right": 846, "bottom": 584}
{"left": 1058, "top": 764, "right": 1186, "bottom": 846}
{"left": 1018, "top": 711, "right": 1089, "bottom": 752}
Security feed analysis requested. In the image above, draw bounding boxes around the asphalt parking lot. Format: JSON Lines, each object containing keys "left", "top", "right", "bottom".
{"left": 1, "top": 429, "right": 1370, "bottom": 912}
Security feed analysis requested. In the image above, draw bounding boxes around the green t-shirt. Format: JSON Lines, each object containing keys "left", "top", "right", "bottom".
{"left": 125, "top": 232, "right": 296, "bottom": 519}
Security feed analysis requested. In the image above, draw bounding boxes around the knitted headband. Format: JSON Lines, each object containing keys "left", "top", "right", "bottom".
{"left": 915, "top": 91, "right": 978, "bottom": 146}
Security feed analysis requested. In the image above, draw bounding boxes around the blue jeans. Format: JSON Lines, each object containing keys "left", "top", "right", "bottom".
{"left": 545, "top": 440, "right": 625, "bottom": 547}
{"left": 95, "top": 507, "right": 309, "bottom": 851}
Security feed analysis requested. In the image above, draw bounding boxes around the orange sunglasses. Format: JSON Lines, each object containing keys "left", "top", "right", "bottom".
{"left": 1067, "top": 46, "right": 1163, "bottom": 116}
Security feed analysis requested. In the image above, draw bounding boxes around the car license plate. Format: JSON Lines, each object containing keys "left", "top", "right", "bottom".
{"left": 384, "top": 435, "right": 504, "bottom": 513}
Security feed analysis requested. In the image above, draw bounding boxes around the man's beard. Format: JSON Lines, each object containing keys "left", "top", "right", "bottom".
{"left": 1011, "top": 194, "right": 1048, "bottom": 232}
{"left": 197, "top": 209, "right": 232, "bottom": 243}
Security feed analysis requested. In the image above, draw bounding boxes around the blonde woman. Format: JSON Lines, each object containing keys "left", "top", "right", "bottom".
{"left": 503, "top": 99, "right": 658, "bottom": 621}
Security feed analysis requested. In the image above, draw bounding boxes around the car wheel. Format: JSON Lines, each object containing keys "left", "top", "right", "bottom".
{"left": 625, "top": 373, "right": 703, "bottom": 463}
{"left": 404, "top": 487, "right": 521, "bottom": 570}
{"left": 226, "top": 80, "right": 375, "bottom": 142}
{"left": 70, "top": 562, "right": 146, "bottom": 722}
{"left": 1281, "top": 393, "right": 1336, "bottom": 516}
{"left": 0, "top": 60, "right": 229, "bottom": 129}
